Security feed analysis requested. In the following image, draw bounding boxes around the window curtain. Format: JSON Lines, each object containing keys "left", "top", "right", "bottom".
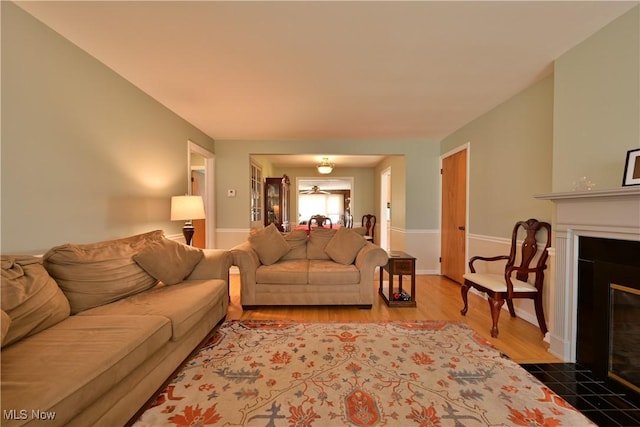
{"left": 299, "top": 194, "right": 344, "bottom": 224}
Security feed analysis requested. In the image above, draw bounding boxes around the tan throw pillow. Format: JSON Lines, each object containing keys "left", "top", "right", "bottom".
{"left": 248, "top": 223, "right": 290, "bottom": 265}
{"left": 352, "top": 227, "right": 367, "bottom": 236}
{"left": 133, "top": 238, "right": 204, "bottom": 285}
{"left": 281, "top": 229, "right": 308, "bottom": 260}
{"left": 307, "top": 228, "right": 337, "bottom": 260}
{"left": 43, "top": 230, "right": 164, "bottom": 314}
{"left": 1, "top": 255, "right": 70, "bottom": 347}
{"left": 1, "top": 310, "right": 12, "bottom": 347}
{"left": 325, "top": 227, "right": 367, "bottom": 265}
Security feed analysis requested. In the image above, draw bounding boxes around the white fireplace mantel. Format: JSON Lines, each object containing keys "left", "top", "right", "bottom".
{"left": 535, "top": 187, "right": 640, "bottom": 361}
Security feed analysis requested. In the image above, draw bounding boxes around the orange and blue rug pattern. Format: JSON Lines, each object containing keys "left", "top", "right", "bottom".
{"left": 134, "top": 320, "right": 595, "bottom": 426}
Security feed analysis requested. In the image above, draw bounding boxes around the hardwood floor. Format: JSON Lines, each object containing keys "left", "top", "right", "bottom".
{"left": 226, "top": 274, "right": 561, "bottom": 364}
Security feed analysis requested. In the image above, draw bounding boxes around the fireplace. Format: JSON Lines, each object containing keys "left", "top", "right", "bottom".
{"left": 577, "top": 236, "right": 640, "bottom": 394}
{"left": 536, "top": 187, "right": 640, "bottom": 367}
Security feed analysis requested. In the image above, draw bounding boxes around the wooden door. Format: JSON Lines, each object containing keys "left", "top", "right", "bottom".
{"left": 441, "top": 149, "right": 467, "bottom": 284}
{"left": 191, "top": 171, "right": 206, "bottom": 249}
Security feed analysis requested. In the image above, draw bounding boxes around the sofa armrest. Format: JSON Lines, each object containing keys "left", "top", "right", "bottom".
{"left": 229, "top": 242, "right": 261, "bottom": 304}
{"left": 187, "top": 249, "right": 233, "bottom": 281}
{"left": 230, "top": 241, "right": 260, "bottom": 271}
{"left": 354, "top": 243, "right": 388, "bottom": 271}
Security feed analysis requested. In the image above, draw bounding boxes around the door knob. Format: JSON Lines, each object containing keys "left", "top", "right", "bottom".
{"left": 458, "top": 226, "right": 465, "bottom": 231}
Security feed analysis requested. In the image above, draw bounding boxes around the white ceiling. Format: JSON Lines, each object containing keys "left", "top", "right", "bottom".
{"left": 16, "top": 1, "right": 637, "bottom": 146}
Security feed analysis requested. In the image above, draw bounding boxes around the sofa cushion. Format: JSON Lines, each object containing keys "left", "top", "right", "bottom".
{"left": 307, "top": 228, "right": 337, "bottom": 260}
{"left": 77, "top": 279, "right": 227, "bottom": 340}
{"left": 0, "top": 255, "right": 70, "bottom": 347}
{"left": 256, "top": 259, "right": 309, "bottom": 284}
{"left": 0, "top": 315, "right": 171, "bottom": 427}
{"left": 325, "top": 228, "right": 367, "bottom": 265}
{"left": 281, "top": 229, "right": 308, "bottom": 260}
{"left": 308, "top": 260, "right": 360, "bottom": 285}
{"left": 43, "top": 230, "right": 163, "bottom": 314}
{"left": 1, "top": 310, "right": 11, "bottom": 347}
{"left": 133, "top": 238, "right": 204, "bottom": 285}
{"left": 249, "top": 223, "right": 290, "bottom": 265}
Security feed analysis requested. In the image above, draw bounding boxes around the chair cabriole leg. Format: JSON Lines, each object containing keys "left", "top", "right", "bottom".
{"left": 506, "top": 299, "right": 516, "bottom": 317}
{"left": 534, "top": 295, "right": 548, "bottom": 336}
{"left": 487, "top": 296, "right": 504, "bottom": 338}
{"left": 460, "top": 283, "right": 470, "bottom": 315}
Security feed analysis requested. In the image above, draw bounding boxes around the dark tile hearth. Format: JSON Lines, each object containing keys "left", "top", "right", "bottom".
{"left": 522, "top": 363, "right": 640, "bottom": 427}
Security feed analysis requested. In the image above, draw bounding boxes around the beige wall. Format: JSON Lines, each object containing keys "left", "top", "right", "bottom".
{"left": 553, "top": 6, "right": 640, "bottom": 192}
{"left": 1, "top": 3, "right": 215, "bottom": 254}
{"left": 441, "top": 75, "right": 555, "bottom": 239}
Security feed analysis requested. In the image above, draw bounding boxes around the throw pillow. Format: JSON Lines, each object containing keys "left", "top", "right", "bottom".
{"left": 307, "top": 228, "right": 337, "bottom": 260}
{"left": 0, "top": 310, "right": 10, "bottom": 347}
{"left": 1, "top": 255, "right": 70, "bottom": 347}
{"left": 43, "top": 230, "right": 164, "bottom": 314}
{"left": 248, "top": 223, "right": 289, "bottom": 265}
{"left": 325, "top": 227, "right": 367, "bottom": 265}
{"left": 281, "top": 229, "right": 308, "bottom": 260}
{"left": 133, "top": 238, "right": 204, "bottom": 285}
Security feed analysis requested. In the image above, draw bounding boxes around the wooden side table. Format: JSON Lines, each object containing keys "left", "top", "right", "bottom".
{"left": 379, "top": 251, "right": 416, "bottom": 307}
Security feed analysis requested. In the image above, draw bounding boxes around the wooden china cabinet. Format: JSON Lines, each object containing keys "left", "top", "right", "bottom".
{"left": 264, "top": 174, "right": 290, "bottom": 232}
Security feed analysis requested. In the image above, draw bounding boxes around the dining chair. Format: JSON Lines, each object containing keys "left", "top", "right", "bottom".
{"left": 460, "top": 218, "right": 552, "bottom": 338}
{"left": 361, "top": 214, "right": 376, "bottom": 243}
{"left": 308, "top": 215, "right": 333, "bottom": 231}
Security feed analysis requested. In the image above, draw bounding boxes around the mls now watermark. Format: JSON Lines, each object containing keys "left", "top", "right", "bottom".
{"left": 3, "top": 409, "right": 57, "bottom": 421}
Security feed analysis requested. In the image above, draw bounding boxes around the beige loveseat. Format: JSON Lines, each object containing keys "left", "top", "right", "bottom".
{"left": 0, "top": 231, "right": 232, "bottom": 427}
{"left": 231, "top": 224, "right": 388, "bottom": 308}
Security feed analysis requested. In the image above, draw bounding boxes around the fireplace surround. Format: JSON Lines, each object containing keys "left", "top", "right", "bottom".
{"left": 536, "top": 188, "right": 640, "bottom": 366}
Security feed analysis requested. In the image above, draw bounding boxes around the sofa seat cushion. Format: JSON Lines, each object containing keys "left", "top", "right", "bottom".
{"left": 0, "top": 315, "right": 170, "bottom": 427}
{"left": 256, "top": 259, "right": 308, "bottom": 284}
{"left": 77, "top": 279, "right": 227, "bottom": 341}
{"left": 308, "top": 260, "right": 360, "bottom": 285}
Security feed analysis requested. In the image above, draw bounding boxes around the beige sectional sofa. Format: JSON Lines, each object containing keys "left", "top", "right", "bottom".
{"left": 0, "top": 231, "right": 232, "bottom": 427}
{"left": 231, "top": 224, "right": 388, "bottom": 308}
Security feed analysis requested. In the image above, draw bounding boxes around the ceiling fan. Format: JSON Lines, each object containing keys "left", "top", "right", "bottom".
{"left": 300, "top": 185, "right": 330, "bottom": 194}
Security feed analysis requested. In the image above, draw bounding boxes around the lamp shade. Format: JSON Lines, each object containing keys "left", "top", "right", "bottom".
{"left": 171, "top": 195, "right": 205, "bottom": 221}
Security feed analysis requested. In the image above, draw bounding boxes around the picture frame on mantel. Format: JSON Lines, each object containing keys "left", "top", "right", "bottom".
{"left": 622, "top": 148, "right": 640, "bottom": 186}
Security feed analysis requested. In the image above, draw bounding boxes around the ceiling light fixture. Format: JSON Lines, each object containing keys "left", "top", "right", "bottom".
{"left": 316, "top": 157, "right": 334, "bottom": 175}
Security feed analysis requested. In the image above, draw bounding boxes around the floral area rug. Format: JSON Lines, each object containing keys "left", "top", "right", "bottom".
{"left": 134, "top": 320, "right": 595, "bottom": 426}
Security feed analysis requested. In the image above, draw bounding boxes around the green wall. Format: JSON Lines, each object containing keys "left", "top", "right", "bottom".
{"left": 553, "top": 6, "right": 640, "bottom": 191}
{"left": 214, "top": 140, "right": 439, "bottom": 231}
{"left": 439, "top": 6, "right": 640, "bottom": 238}
{"left": 1, "top": 3, "right": 215, "bottom": 254}
{"left": 441, "top": 75, "right": 555, "bottom": 238}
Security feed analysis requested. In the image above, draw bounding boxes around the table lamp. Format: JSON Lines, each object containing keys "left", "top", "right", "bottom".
{"left": 171, "top": 195, "right": 205, "bottom": 245}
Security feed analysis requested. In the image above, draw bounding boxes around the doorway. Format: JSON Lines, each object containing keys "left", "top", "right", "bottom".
{"left": 296, "top": 177, "right": 353, "bottom": 227}
{"left": 440, "top": 144, "right": 469, "bottom": 284}
{"left": 380, "top": 167, "right": 391, "bottom": 251}
{"left": 188, "top": 141, "right": 215, "bottom": 249}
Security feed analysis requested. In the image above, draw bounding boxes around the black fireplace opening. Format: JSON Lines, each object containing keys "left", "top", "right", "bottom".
{"left": 577, "top": 237, "right": 640, "bottom": 396}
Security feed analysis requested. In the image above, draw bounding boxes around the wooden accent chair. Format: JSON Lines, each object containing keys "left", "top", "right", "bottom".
{"left": 308, "top": 215, "right": 332, "bottom": 231}
{"left": 361, "top": 214, "right": 376, "bottom": 243}
{"left": 460, "top": 218, "right": 552, "bottom": 338}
